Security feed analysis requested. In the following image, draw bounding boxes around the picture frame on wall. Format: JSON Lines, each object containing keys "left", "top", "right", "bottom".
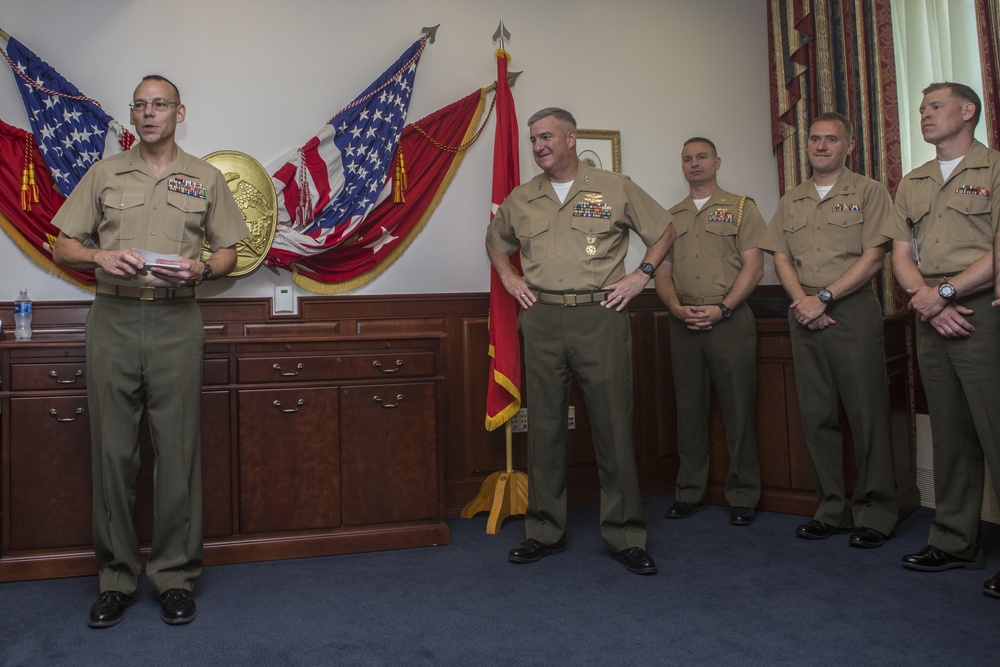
{"left": 576, "top": 129, "right": 622, "bottom": 174}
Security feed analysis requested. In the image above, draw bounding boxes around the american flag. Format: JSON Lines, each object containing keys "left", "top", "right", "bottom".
{"left": 266, "top": 36, "right": 427, "bottom": 267}
{"left": 3, "top": 37, "right": 134, "bottom": 198}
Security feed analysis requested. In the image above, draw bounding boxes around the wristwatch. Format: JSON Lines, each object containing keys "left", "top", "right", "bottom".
{"left": 200, "top": 261, "right": 213, "bottom": 283}
{"left": 718, "top": 303, "right": 733, "bottom": 319}
{"left": 938, "top": 281, "right": 957, "bottom": 301}
{"left": 818, "top": 288, "right": 834, "bottom": 304}
{"left": 638, "top": 262, "right": 656, "bottom": 278}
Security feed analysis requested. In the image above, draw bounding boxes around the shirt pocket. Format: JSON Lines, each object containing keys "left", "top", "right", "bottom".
{"left": 704, "top": 220, "right": 738, "bottom": 258}
{"left": 781, "top": 216, "right": 808, "bottom": 258}
{"left": 946, "top": 193, "right": 992, "bottom": 243}
{"left": 164, "top": 191, "right": 208, "bottom": 242}
{"left": 570, "top": 216, "right": 613, "bottom": 258}
{"left": 826, "top": 210, "right": 864, "bottom": 253}
{"left": 519, "top": 214, "right": 550, "bottom": 262}
{"left": 101, "top": 190, "right": 146, "bottom": 241}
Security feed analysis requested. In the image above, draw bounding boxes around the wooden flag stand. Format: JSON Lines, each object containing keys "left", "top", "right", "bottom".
{"left": 461, "top": 421, "right": 528, "bottom": 534}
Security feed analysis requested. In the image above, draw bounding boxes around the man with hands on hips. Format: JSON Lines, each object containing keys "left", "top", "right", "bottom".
{"left": 486, "top": 107, "right": 674, "bottom": 575}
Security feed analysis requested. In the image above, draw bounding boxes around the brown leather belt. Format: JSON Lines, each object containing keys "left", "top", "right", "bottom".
{"left": 680, "top": 295, "right": 726, "bottom": 306}
{"left": 535, "top": 290, "right": 610, "bottom": 306}
{"left": 96, "top": 284, "right": 196, "bottom": 301}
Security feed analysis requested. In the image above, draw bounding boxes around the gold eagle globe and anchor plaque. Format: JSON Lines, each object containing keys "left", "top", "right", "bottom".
{"left": 200, "top": 150, "right": 277, "bottom": 276}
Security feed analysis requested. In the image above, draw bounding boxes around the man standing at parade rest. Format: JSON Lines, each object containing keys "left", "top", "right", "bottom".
{"left": 654, "top": 137, "right": 765, "bottom": 526}
{"left": 759, "top": 111, "right": 898, "bottom": 548}
{"left": 486, "top": 107, "right": 674, "bottom": 575}
{"left": 52, "top": 75, "right": 249, "bottom": 627}
{"left": 886, "top": 82, "right": 1000, "bottom": 599}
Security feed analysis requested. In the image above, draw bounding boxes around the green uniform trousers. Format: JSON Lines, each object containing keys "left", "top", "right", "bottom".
{"left": 87, "top": 293, "right": 205, "bottom": 595}
{"left": 520, "top": 300, "right": 646, "bottom": 552}
{"left": 917, "top": 291, "right": 1000, "bottom": 562}
{"left": 669, "top": 303, "right": 761, "bottom": 508}
{"left": 787, "top": 289, "right": 898, "bottom": 535}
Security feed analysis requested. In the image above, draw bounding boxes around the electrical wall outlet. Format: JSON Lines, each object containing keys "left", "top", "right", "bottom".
{"left": 509, "top": 407, "right": 576, "bottom": 432}
{"left": 511, "top": 408, "right": 528, "bottom": 433}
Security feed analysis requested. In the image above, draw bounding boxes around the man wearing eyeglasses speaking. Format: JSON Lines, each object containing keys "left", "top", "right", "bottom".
{"left": 52, "top": 75, "right": 248, "bottom": 628}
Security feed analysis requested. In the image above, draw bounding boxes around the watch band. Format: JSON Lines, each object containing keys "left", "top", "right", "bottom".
{"left": 718, "top": 303, "right": 733, "bottom": 319}
{"left": 639, "top": 262, "right": 655, "bottom": 278}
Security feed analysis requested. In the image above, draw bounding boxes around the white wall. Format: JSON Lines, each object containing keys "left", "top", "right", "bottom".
{"left": 0, "top": 0, "right": 779, "bottom": 303}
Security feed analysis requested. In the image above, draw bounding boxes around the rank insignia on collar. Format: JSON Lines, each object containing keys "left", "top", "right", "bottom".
{"left": 167, "top": 177, "right": 206, "bottom": 199}
{"left": 708, "top": 208, "right": 734, "bottom": 223}
{"left": 832, "top": 203, "right": 860, "bottom": 212}
{"left": 956, "top": 184, "right": 991, "bottom": 197}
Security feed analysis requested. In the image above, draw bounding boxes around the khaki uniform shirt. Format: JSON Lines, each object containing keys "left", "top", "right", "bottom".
{"left": 759, "top": 168, "right": 892, "bottom": 288}
{"left": 487, "top": 160, "right": 670, "bottom": 291}
{"left": 53, "top": 145, "right": 248, "bottom": 287}
{"left": 666, "top": 187, "right": 765, "bottom": 299}
{"left": 884, "top": 140, "right": 1000, "bottom": 276}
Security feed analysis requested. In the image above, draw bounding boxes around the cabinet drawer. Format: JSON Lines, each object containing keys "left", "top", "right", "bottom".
{"left": 10, "top": 363, "right": 88, "bottom": 391}
{"left": 10, "top": 358, "right": 230, "bottom": 390}
{"left": 237, "top": 351, "right": 435, "bottom": 383}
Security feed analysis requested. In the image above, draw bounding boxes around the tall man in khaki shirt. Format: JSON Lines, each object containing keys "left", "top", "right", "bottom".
{"left": 654, "top": 138, "right": 765, "bottom": 526}
{"left": 886, "top": 83, "right": 1000, "bottom": 599}
{"left": 759, "top": 112, "right": 897, "bottom": 548}
{"left": 53, "top": 75, "right": 248, "bottom": 627}
{"left": 486, "top": 107, "right": 674, "bottom": 575}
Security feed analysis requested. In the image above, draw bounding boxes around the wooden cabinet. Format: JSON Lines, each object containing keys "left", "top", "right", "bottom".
{"left": 340, "top": 381, "right": 438, "bottom": 526}
{"left": 238, "top": 386, "right": 341, "bottom": 534}
{"left": 0, "top": 331, "right": 446, "bottom": 582}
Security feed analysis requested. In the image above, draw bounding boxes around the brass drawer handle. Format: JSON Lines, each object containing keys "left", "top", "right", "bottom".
{"left": 49, "top": 369, "right": 83, "bottom": 384}
{"left": 373, "top": 393, "right": 404, "bottom": 409}
{"left": 50, "top": 407, "right": 84, "bottom": 422}
{"left": 372, "top": 359, "right": 404, "bottom": 374}
{"left": 273, "top": 398, "right": 305, "bottom": 413}
{"left": 272, "top": 362, "right": 305, "bottom": 377}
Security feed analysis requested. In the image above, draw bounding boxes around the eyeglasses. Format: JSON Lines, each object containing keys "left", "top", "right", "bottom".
{"left": 129, "top": 99, "right": 180, "bottom": 112}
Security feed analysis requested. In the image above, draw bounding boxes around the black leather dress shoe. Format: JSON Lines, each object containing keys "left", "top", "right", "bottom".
{"left": 730, "top": 506, "right": 756, "bottom": 526}
{"left": 88, "top": 590, "right": 132, "bottom": 628}
{"left": 508, "top": 537, "right": 566, "bottom": 564}
{"left": 983, "top": 571, "right": 1000, "bottom": 598}
{"left": 160, "top": 588, "right": 197, "bottom": 625}
{"left": 901, "top": 545, "right": 984, "bottom": 572}
{"left": 665, "top": 501, "right": 705, "bottom": 519}
{"left": 796, "top": 520, "right": 845, "bottom": 540}
{"left": 848, "top": 526, "right": 886, "bottom": 548}
{"left": 612, "top": 547, "right": 657, "bottom": 575}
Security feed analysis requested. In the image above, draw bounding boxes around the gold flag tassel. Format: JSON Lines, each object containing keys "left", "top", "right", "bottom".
{"left": 393, "top": 147, "right": 408, "bottom": 203}
{"left": 21, "top": 133, "right": 40, "bottom": 211}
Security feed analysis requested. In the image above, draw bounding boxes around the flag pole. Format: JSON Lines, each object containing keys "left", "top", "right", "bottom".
{"left": 460, "top": 19, "right": 528, "bottom": 533}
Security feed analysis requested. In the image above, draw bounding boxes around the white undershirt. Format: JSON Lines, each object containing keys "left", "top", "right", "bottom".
{"left": 552, "top": 180, "right": 574, "bottom": 204}
{"left": 693, "top": 196, "right": 710, "bottom": 211}
{"left": 814, "top": 183, "right": 834, "bottom": 199}
{"left": 938, "top": 155, "right": 964, "bottom": 181}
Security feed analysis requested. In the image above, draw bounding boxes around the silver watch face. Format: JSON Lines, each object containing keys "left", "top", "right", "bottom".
{"left": 939, "top": 282, "right": 956, "bottom": 300}
{"left": 818, "top": 289, "right": 833, "bottom": 304}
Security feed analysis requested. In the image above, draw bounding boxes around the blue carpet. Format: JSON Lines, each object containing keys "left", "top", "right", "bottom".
{"left": 1, "top": 496, "right": 998, "bottom": 666}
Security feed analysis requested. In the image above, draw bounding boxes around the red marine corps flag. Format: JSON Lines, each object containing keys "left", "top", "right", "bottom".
{"left": 484, "top": 42, "right": 522, "bottom": 431}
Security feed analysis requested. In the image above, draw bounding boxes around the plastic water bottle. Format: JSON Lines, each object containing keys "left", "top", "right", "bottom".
{"left": 14, "top": 289, "right": 32, "bottom": 340}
